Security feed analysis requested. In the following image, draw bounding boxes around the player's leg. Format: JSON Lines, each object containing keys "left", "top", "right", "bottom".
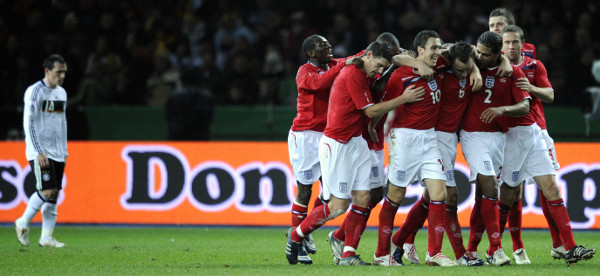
{"left": 423, "top": 178, "right": 456, "bottom": 266}
{"left": 397, "top": 189, "right": 429, "bottom": 265}
{"left": 375, "top": 182, "right": 405, "bottom": 263}
{"left": 535, "top": 174, "right": 596, "bottom": 265}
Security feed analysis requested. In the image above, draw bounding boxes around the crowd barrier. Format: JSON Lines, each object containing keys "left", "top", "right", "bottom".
{"left": 1, "top": 141, "right": 599, "bottom": 229}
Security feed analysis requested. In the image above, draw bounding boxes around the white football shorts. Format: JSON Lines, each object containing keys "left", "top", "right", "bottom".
{"left": 388, "top": 128, "right": 446, "bottom": 188}
{"left": 502, "top": 124, "right": 555, "bottom": 187}
{"left": 288, "top": 129, "right": 323, "bottom": 185}
{"left": 460, "top": 130, "right": 506, "bottom": 182}
{"left": 435, "top": 130, "right": 459, "bottom": 187}
{"left": 319, "top": 135, "right": 371, "bottom": 200}
{"left": 369, "top": 149, "right": 386, "bottom": 189}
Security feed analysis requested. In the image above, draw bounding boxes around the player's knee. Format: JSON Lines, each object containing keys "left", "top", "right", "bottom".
{"left": 41, "top": 189, "right": 59, "bottom": 201}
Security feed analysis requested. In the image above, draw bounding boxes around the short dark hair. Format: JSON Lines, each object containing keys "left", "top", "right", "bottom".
{"left": 477, "top": 31, "right": 503, "bottom": 53}
{"left": 365, "top": 41, "right": 394, "bottom": 62}
{"left": 501, "top": 25, "right": 525, "bottom": 41}
{"left": 376, "top": 32, "right": 400, "bottom": 49}
{"left": 448, "top": 41, "right": 473, "bottom": 64}
{"left": 413, "top": 30, "right": 440, "bottom": 52}
{"left": 489, "top": 8, "right": 515, "bottom": 25}
{"left": 43, "top": 54, "right": 66, "bottom": 70}
{"left": 301, "top": 35, "right": 321, "bottom": 59}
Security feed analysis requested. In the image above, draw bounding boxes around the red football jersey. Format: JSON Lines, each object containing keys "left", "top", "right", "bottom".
{"left": 462, "top": 66, "right": 531, "bottom": 132}
{"left": 386, "top": 64, "right": 445, "bottom": 130}
{"left": 517, "top": 56, "right": 552, "bottom": 129}
{"left": 291, "top": 59, "right": 346, "bottom": 132}
{"left": 435, "top": 70, "right": 472, "bottom": 132}
{"left": 324, "top": 65, "right": 375, "bottom": 143}
{"left": 521, "top": 42, "right": 536, "bottom": 59}
{"left": 362, "top": 79, "right": 387, "bottom": 151}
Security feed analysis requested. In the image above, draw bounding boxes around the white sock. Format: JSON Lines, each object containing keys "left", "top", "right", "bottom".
{"left": 22, "top": 192, "right": 45, "bottom": 227}
{"left": 41, "top": 202, "right": 58, "bottom": 240}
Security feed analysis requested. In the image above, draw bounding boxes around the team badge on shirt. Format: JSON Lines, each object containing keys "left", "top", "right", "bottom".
{"left": 396, "top": 170, "right": 406, "bottom": 181}
{"left": 339, "top": 182, "right": 348, "bottom": 193}
{"left": 371, "top": 167, "right": 379, "bottom": 178}
{"left": 512, "top": 171, "right": 520, "bottom": 182}
{"left": 427, "top": 79, "right": 438, "bottom": 91}
{"left": 484, "top": 161, "right": 492, "bottom": 171}
{"left": 303, "top": 170, "right": 313, "bottom": 181}
{"left": 447, "top": 170, "right": 454, "bottom": 181}
{"left": 459, "top": 79, "right": 466, "bottom": 88}
{"left": 485, "top": 76, "right": 495, "bottom": 88}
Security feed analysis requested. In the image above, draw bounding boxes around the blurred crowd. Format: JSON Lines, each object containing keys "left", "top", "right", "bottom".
{"left": 1, "top": 0, "right": 599, "bottom": 110}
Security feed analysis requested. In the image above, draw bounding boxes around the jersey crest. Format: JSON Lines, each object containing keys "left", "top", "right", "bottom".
{"left": 485, "top": 75, "right": 495, "bottom": 89}
{"left": 427, "top": 79, "right": 438, "bottom": 91}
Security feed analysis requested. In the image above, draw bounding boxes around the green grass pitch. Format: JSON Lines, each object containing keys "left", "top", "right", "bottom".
{"left": 1, "top": 225, "right": 597, "bottom": 275}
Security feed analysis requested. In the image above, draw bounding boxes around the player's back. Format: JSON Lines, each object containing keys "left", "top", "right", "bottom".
{"left": 436, "top": 71, "right": 472, "bottom": 133}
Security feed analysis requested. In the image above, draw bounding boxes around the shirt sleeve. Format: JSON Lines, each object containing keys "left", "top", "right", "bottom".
{"left": 511, "top": 67, "right": 532, "bottom": 103}
{"left": 26, "top": 86, "right": 44, "bottom": 155}
{"left": 346, "top": 68, "right": 374, "bottom": 110}
{"left": 296, "top": 62, "right": 346, "bottom": 92}
{"left": 534, "top": 60, "right": 553, "bottom": 89}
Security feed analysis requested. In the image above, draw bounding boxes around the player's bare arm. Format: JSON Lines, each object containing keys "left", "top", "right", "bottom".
{"left": 392, "top": 54, "right": 434, "bottom": 80}
{"left": 496, "top": 55, "right": 513, "bottom": 77}
{"left": 515, "top": 77, "right": 554, "bottom": 103}
{"left": 480, "top": 98, "right": 530, "bottom": 123}
{"left": 470, "top": 63, "right": 483, "bottom": 91}
{"left": 368, "top": 116, "right": 384, "bottom": 143}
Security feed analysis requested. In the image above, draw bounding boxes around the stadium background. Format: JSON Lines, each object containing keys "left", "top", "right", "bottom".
{"left": 0, "top": 0, "right": 599, "bottom": 228}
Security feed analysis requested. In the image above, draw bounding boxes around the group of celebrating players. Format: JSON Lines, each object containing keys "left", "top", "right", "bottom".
{"left": 284, "top": 7, "right": 596, "bottom": 267}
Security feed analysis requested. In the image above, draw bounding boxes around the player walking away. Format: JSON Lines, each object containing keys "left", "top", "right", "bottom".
{"left": 327, "top": 32, "right": 433, "bottom": 267}
{"left": 489, "top": 8, "right": 536, "bottom": 59}
{"left": 285, "top": 41, "right": 425, "bottom": 266}
{"left": 499, "top": 25, "right": 596, "bottom": 266}
{"left": 373, "top": 30, "right": 456, "bottom": 267}
{"left": 15, "top": 54, "right": 69, "bottom": 248}
{"left": 461, "top": 31, "right": 532, "bottom": 266}
{"left": 287, "top": 34, "right": 359, "bottom": 264}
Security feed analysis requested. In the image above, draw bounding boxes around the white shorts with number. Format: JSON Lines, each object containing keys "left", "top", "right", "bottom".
{"left": 526, "top": 129, "right": 560, "bottom": 183}
{"left": 460, "top": 130, "right": 506, "bottom": 182}
{"left": 319, "top": 135, "right": 371, "bottom": 200}
{"left": 369, "top": 149, "right": 386, "bottom": 189}
{"left": 388, "top": 128, "right": 446, "bottom": 188}
{"left": 542, "top": 129, "right": 560, "bottom": 170}
{"left": 502, "top": 124, "right": 556, "bottom": 187}
{"left": 288, "top": 129, "right": 323, "bottom": 185}
{"left": 436, "top": 131, "right": 459, "bottom": 187}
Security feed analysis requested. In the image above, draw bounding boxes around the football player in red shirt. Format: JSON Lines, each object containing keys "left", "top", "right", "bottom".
{"left": 500, "top": 25, "right": 596, "bottom": 265}
{"left": 287, "top": 34, "right": 360, "bottom": 264}
{"left": 285, "top": 41, "right": 425, "bottom": 266}
{"left": 462, "top": 31, "right": 531, "bottom": 266}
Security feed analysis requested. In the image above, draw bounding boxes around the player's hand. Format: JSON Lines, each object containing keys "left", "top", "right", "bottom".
{"left": 480, "top": 107, "right": 505, "bottom": 124}
{"left": 37, "top": 153, "right": 50, "bottom": 169}
{"left": 402, "top": 85, "right": 426, "bottom": 103}
{"left": 496, "top": 56, "right": 513, "bottom": 77}
{"left": 515, "top": 77, "right": 533, "bottom": 92}
{"left": 416, "top": 61, "right": 434, "bottom": 80}
{"left": 368, "top": 127, "right": 379, "bottom": 143}
{"left": 470, "top": 73, "right": 483, "bottom": 92}
{"left": 345, "top": 56, "right": 360, "bottom": 65}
